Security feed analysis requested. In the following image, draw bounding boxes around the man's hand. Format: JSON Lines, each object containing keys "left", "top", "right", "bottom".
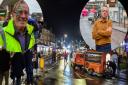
{"left": 10, "top": 52, "right": 15, "bottom": 58}
{"left": 0, "top": 46, "right": 2, "bottom": 51}
{"left": 106, "top": 27, "right": 112, "bottom": 32}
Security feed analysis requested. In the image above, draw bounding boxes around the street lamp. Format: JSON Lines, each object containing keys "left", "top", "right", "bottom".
{"left": 64, "top": 33, "right": 67, "bottom": 42}
{"left": 64, "top": 34, "right": 67, "bottom": 38}
{"left": 63, "top": 33, "right": 68, "bottom": 48}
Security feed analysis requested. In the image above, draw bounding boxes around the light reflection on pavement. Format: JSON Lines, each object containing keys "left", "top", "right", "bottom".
{"left": 42, "top": 54, "right": 128, "bottom": 85}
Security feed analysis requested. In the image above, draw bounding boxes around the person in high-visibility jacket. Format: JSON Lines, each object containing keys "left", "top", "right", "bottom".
{"left": 0, "top": 0, "right": 35, "bottom": 84}
{"left": 39, "top": 53, "right": 45, "bottom": 72}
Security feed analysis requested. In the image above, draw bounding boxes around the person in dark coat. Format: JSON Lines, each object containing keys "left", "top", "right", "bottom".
{"left": 0, "top": 1, "right": 36, "bottom": 85}
{"left": 0, "top": 49, "right": 10, "bottom": 85}
{"left": 52, "top": 50, "right": 56, "bottom": 63}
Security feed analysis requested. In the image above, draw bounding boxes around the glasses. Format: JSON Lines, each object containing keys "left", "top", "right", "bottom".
{"left": 14, "top": 10, "right": 29, "bottom": 16}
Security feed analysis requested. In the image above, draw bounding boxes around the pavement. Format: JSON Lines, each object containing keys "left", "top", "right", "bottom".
{"left": 113, "top": 22, "right": 128, "bottom": 33}
{"left": 118, "top": 69, "right": 128, "bottom": 82}
{"left": 80, "top": 17, "right": 127, "bottom": 49}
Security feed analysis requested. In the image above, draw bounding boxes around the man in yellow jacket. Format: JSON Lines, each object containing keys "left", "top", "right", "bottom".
{"left": 0, "top": 0, "right": 35, "bottom": 84}
{"left": 92, "top": 5, "right": 112, "bottom": 53}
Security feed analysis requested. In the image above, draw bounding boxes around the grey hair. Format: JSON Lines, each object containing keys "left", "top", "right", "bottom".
{"left": 101, "top": 5, "right": 109, "bottom": 12}
{"left": 13, "top": 0, "right": 29, "bottom": 12}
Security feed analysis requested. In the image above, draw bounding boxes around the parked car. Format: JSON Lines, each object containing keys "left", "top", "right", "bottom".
{"left": 88, "top": 13, "right": 95, "bottom": 24}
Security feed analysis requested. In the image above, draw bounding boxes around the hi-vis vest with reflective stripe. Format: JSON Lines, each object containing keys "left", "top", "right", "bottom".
{"left": 0, "top": 19, "right": 35, "bottom": 52}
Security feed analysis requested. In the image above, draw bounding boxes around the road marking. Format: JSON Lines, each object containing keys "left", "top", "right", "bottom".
{"left": 75, "top": 71, "right": 82, "bottom": 78}
{"left": 74, "top": 71, "right": 94, "bottom": 80}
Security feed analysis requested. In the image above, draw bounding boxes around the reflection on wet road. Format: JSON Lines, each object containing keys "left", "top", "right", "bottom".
{"left": 41, "top": 54, "right": 128, "bottom": 85}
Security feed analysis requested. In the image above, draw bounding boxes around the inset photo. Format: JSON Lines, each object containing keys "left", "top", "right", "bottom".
{"left": 80, "top": 0, "right": 128, "bottom": 52}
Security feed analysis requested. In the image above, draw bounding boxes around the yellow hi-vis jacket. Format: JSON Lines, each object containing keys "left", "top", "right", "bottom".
{"left": 0, "top": 19, "right": 35, "bottom": 52}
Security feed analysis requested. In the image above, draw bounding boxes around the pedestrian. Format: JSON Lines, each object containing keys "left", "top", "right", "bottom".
{"left": 70, "top": 51, "right": 73, "bottom": 59}
{"left": 39, "top": 53, "right": 45, "bottom": 72}
{"left": 0, "top": 47, "right": 10, "bottom": 85}
{"left": 3, "top": 12, "right": 11, "bottom": 27}
{"left": 92, "top": 5, "right": 112, "bottom": 53}
{"left": 63, "top": 51, "right": 68, "bottom": 70}
{"left": 111, "top": 50, "right": 119, "bottom": 77}
{"left": 28, "top": 18, "right": 40, "bottom": 39}
{"left": 117, "top": 54, "right": 121, "bottom": 73}
{"left": 106, "top": 60, "right": 116, "bottom": 78}
{"left": 32, "top": 50, "right": 39, "bottom": 75}
{"left": 124, "top": 32, "right": 128, "bottom": 71}
{"left": 0, "top": 0, "right": 35, "bottom": 85}
{"left": 52, "top": 50, "right": 56, "bottom": 63}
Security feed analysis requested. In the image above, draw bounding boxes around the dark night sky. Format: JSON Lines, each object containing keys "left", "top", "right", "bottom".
{"left": 37, "top": 0, "right": 128, "bottom": 41}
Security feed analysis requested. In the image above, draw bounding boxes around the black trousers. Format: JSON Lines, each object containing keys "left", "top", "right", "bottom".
{"left": 0, "top": 70, "right": 9, "bottom": 85}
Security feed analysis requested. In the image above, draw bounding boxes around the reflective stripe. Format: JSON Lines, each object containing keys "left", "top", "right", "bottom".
{"left": 1, "top": 30, "right": 6, "bottom": 49}
{"left": 0, "top": 27, "right": 6, "bottom": 49}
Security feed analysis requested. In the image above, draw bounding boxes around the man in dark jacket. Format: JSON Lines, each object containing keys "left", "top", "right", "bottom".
{"left": 52, "top": 50, "right": 56, "bottom": 63}
{"left": 0, "top": 0, "right": 35, "bottom": 85}
{"left": 0, "top": 49, "right": 10, "bottom": 85}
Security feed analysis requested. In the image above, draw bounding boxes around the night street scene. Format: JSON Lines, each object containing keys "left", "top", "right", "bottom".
{"left": 0, "top": 0, "right": 128, "bottom": 85}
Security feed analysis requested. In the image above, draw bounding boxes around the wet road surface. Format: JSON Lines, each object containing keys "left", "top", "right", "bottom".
{"left": 40, "top": 54, "right": 128, "bottom": 85}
